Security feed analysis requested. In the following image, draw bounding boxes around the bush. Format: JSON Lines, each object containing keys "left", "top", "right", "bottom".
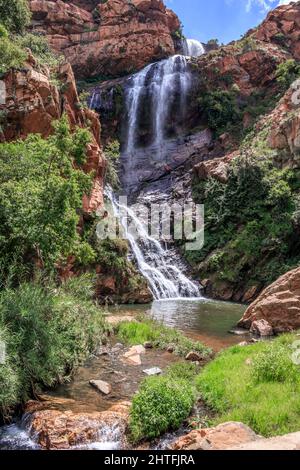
{"left": 117, "top": 318, "right": 212, "bottom": 358}
{"left": 252, "top": 342, "right": 299, "bottom": 383}
{"left": 198, "top": 89, "right": 241, "bottom": 135}
{"left": 0, "top": 0, "right": 31, "bottom": 34}
{"left": 129, "top": 373, "right": 195, "bottom": 442}
{"left": 0, "top": 279, "right": 108, "bottom": 419}
{"left": 16, "top": 33, "right": 61, "bottom": 68}
{"left": 0, "top": 36, "right": 26, "bottom": 74}
{"left": 276, "top": 59, "right": 300, "bottom": 92}
{"left": 104, "top": 140, "right": 120, "bottom": 190}
{"left": 0, "top": 116, "right": 93, "bottom": 285}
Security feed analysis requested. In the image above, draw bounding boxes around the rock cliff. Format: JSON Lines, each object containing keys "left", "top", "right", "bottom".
{"left": 29, "top": 0, "right": 181, "bottom": 78}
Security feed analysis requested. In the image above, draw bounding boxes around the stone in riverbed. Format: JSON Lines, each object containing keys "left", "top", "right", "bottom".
{"left": 167, "top": 345, "right": 175, "bottom": 353}
{"left": 172, "top": 422, "right": 260, "bottom": 450}
{"left": 89, "top": 380, "right": 111, "bottom": 395}
{"left": 229, "top": 328, "right": 249, "bottom": 336}
{"left": 126, "top": 354, "right": 142, "bottom": 366}
{"left": 185, "top": 351, "right": 203, "bottom": 362}
{"left": 143, "top": 367, "right": 162, "bottom": 376}
{"left": 144, "top": 341, "right": 153, "bottom": 349}
{"left": 250, "top": 319, "right": 274, "bottom": 337}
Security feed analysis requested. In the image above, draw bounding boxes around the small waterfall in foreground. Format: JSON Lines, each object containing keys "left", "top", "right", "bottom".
{"left": 106, "top": 188, "right": 200, "bottom": 300}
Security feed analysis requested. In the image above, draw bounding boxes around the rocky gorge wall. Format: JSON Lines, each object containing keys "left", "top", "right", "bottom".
{"left": 28, "top": 0, "right": 181, "bottom": 78}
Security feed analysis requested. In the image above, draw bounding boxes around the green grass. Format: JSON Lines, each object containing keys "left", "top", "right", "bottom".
{"left": 117, "top": 317, "right": 212, "bottom": 358}
{"left": 0, "top": 277, "right": 109, "bottom": 420}
{"left": 129, "top": 362, "right": 197, "bottom": 443}
{"left": 196, "top": 334, "right": 300, "bottom": 437}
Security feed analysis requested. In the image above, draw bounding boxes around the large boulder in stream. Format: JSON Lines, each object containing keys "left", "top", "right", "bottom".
{"left": 238, "top": 267, "right": 300, "bottom": 334}
{"left": 28, "top": 401, "right": 131, "bottom": 449}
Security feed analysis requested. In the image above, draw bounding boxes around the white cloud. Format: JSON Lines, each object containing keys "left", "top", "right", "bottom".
{"left": 245, "top": 0, "right": 294, "bottom": 13}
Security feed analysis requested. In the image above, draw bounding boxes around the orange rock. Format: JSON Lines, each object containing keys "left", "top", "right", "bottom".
{"left": 172, "top": 422, "right": 260, "bottom": 450}
{"left": 238, "top": 267, "right": 300, "bottom": 333}
{"left": 28, "top": 0, "right": 180, "bottom": 78}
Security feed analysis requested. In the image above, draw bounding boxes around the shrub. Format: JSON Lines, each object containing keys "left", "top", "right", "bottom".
{"left": 104, "top": 140, "right": 120, "bottom": 189}
{"left": 198, "top": 89, "right": 241, "bottom": 135}
{"left": 0, "top": 37, "right": 26, "bottom": 74}
{"left": 129, "top": 374, "right": 195, "bottom": 442}
{"left": 276, "top": 59, "right": 300, "bottom": 92}
{"left": 0, "top": 116, "right": 93, "bottom": 285}
{"left": 252, "top": 342, "right": 299, "bottom": 383}
{"left": 0, "top": 0, "right": 31, "bottom": 34}
{"left": 0, "top": 279, "right": 108, "bottom": 419}
{"left": 16, "top": 33, "right": 61, "bottom": 68}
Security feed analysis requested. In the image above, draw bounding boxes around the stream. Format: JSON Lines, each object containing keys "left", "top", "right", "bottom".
{"left": 0, "top": 298, "right": 246, "bottom": 450}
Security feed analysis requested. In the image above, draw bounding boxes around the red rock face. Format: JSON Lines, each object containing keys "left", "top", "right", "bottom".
{"left": 238, "top": 267, "right": 300, "bottom": 333}
{"left": 253, "top": 2, "right": 300, "bottom": 60}
{"left": 29, "top": 0, "right": 180, "bottom": 78}
{"left": 0, "top": 54, "right": 106, "bottom": 213}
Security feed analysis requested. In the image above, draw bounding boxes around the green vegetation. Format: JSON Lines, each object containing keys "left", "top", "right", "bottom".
{"left": 187, "top": 125, "right": 300, "bottom": 291}
{"left": 0, "top": 116, "right": 95, "bottom": 286}
{"left": 197, "top": 334, "right": 300, "bottom": 436}
{"left": 198, "top": 89, "right": 241, "bottom": 136}
{"left": 0, "top": 34, "right": 27, "bottom": 74}
{"left": 0, "top": 277, "right": 109, "bottom": 420}
{"left": 0, "top": 0, "right": 31, "bottom": 34}
{"left": 104, "top": 140, "right": 121, "bottom": 190}
{"left": 117, "top": 318, "right": 212, "bottom": 358}
{"left": 129, "top": 362, "right": 196, "bottom": 442}
{"left": 16, "top": 33, "right": 62, "bottom": 69}
{"left": 276, "top": 59, "right": 300, "bottom": 92}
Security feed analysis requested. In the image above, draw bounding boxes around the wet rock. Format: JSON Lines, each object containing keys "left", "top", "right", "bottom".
{"left": 125, "top": 354, "right": 142, "bottom": 366}
{"left": 167, "top": 345, "right": 175, "bottom": 353}
{"left": 250, "top": 319, "right": 274, "bottom": 337}
{"left": 124, "top": 345, "right": 146, "bottom": 357}
{"left": 172, "top": 422, "right": 260, "bottom": 450}
{"left": 89, "top": 380, "right": 112, "bottom": 395}
{"left": 29, "top": 401, "right": 130, "bottom": 449}
{"left": 143, "top": 367, "right": 162, "bottom": 376}
{"left": 144, "top": 342, "right": 153, "bottom": 349}
{"left": 96, "top": 347, "right": 109, "bottom": 356}
{"left": 185, "top": 351, "right": 203, "bottom": 362}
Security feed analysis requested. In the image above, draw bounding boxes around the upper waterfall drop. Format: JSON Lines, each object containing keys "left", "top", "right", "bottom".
{"left": 182, "top": 39, "right": 205, "bottom": 57}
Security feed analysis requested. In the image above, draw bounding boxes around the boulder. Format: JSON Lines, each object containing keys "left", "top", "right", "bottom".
{"left": 238, "top": 267, "right": 300, "bottom": 333}
{"left": 172, "top": 422, "right": 260, "bottom": 451}
{"left": 250, "top": 319, "right": 274, "bottom": 337}
{"left": 89, "top": 380, "right": 112, "bottom": 395}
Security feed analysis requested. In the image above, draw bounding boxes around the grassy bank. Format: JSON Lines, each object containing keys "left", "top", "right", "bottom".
{"left": 197, "top": 334, "right": 300, "bottom": 437}
{"left": 117, "top": 317, "right": 212, "bottom": 358}
{"left": 0, "top": 275, "right": 109, "bottom": 420}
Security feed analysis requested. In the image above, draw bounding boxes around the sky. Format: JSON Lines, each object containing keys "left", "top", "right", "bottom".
{"left": 165, "top": 0, "right": 293, "bottom": 44}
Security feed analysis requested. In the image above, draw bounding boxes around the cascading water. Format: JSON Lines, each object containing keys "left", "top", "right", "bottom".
{"left": 182, "top": 38, "right": 205, "bottom": 57}
{"left": 106, "top": 188, "right": 200, "bottom": 300}
{"left": 103, "top": 44, "right": 205, "bottom": 300}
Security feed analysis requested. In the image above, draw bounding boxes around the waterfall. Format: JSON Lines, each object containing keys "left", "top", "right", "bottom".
{"left": 182, "top": 38, "right": 205, "bottom": 57}
{"left": 106, "top": 188, "right": 200, "bottom": 300}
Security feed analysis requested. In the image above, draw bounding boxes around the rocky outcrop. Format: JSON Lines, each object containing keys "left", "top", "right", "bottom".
{"left": 238, "top": 267, "right": 300, "bottom": 334}
{"left": 253, "top": 1, "right": 300, "bottom": 60}
{"left": 0, "top": 53, "right": 106, "bottom": 213}
{"left": 172, "top": 422, "right": 260, "bottom": 450}
{"left": 29, "top": 0, "right": 181, "bottom": 78}
{"left": 28, "top": 401, "right": 130, "bottom": 449}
